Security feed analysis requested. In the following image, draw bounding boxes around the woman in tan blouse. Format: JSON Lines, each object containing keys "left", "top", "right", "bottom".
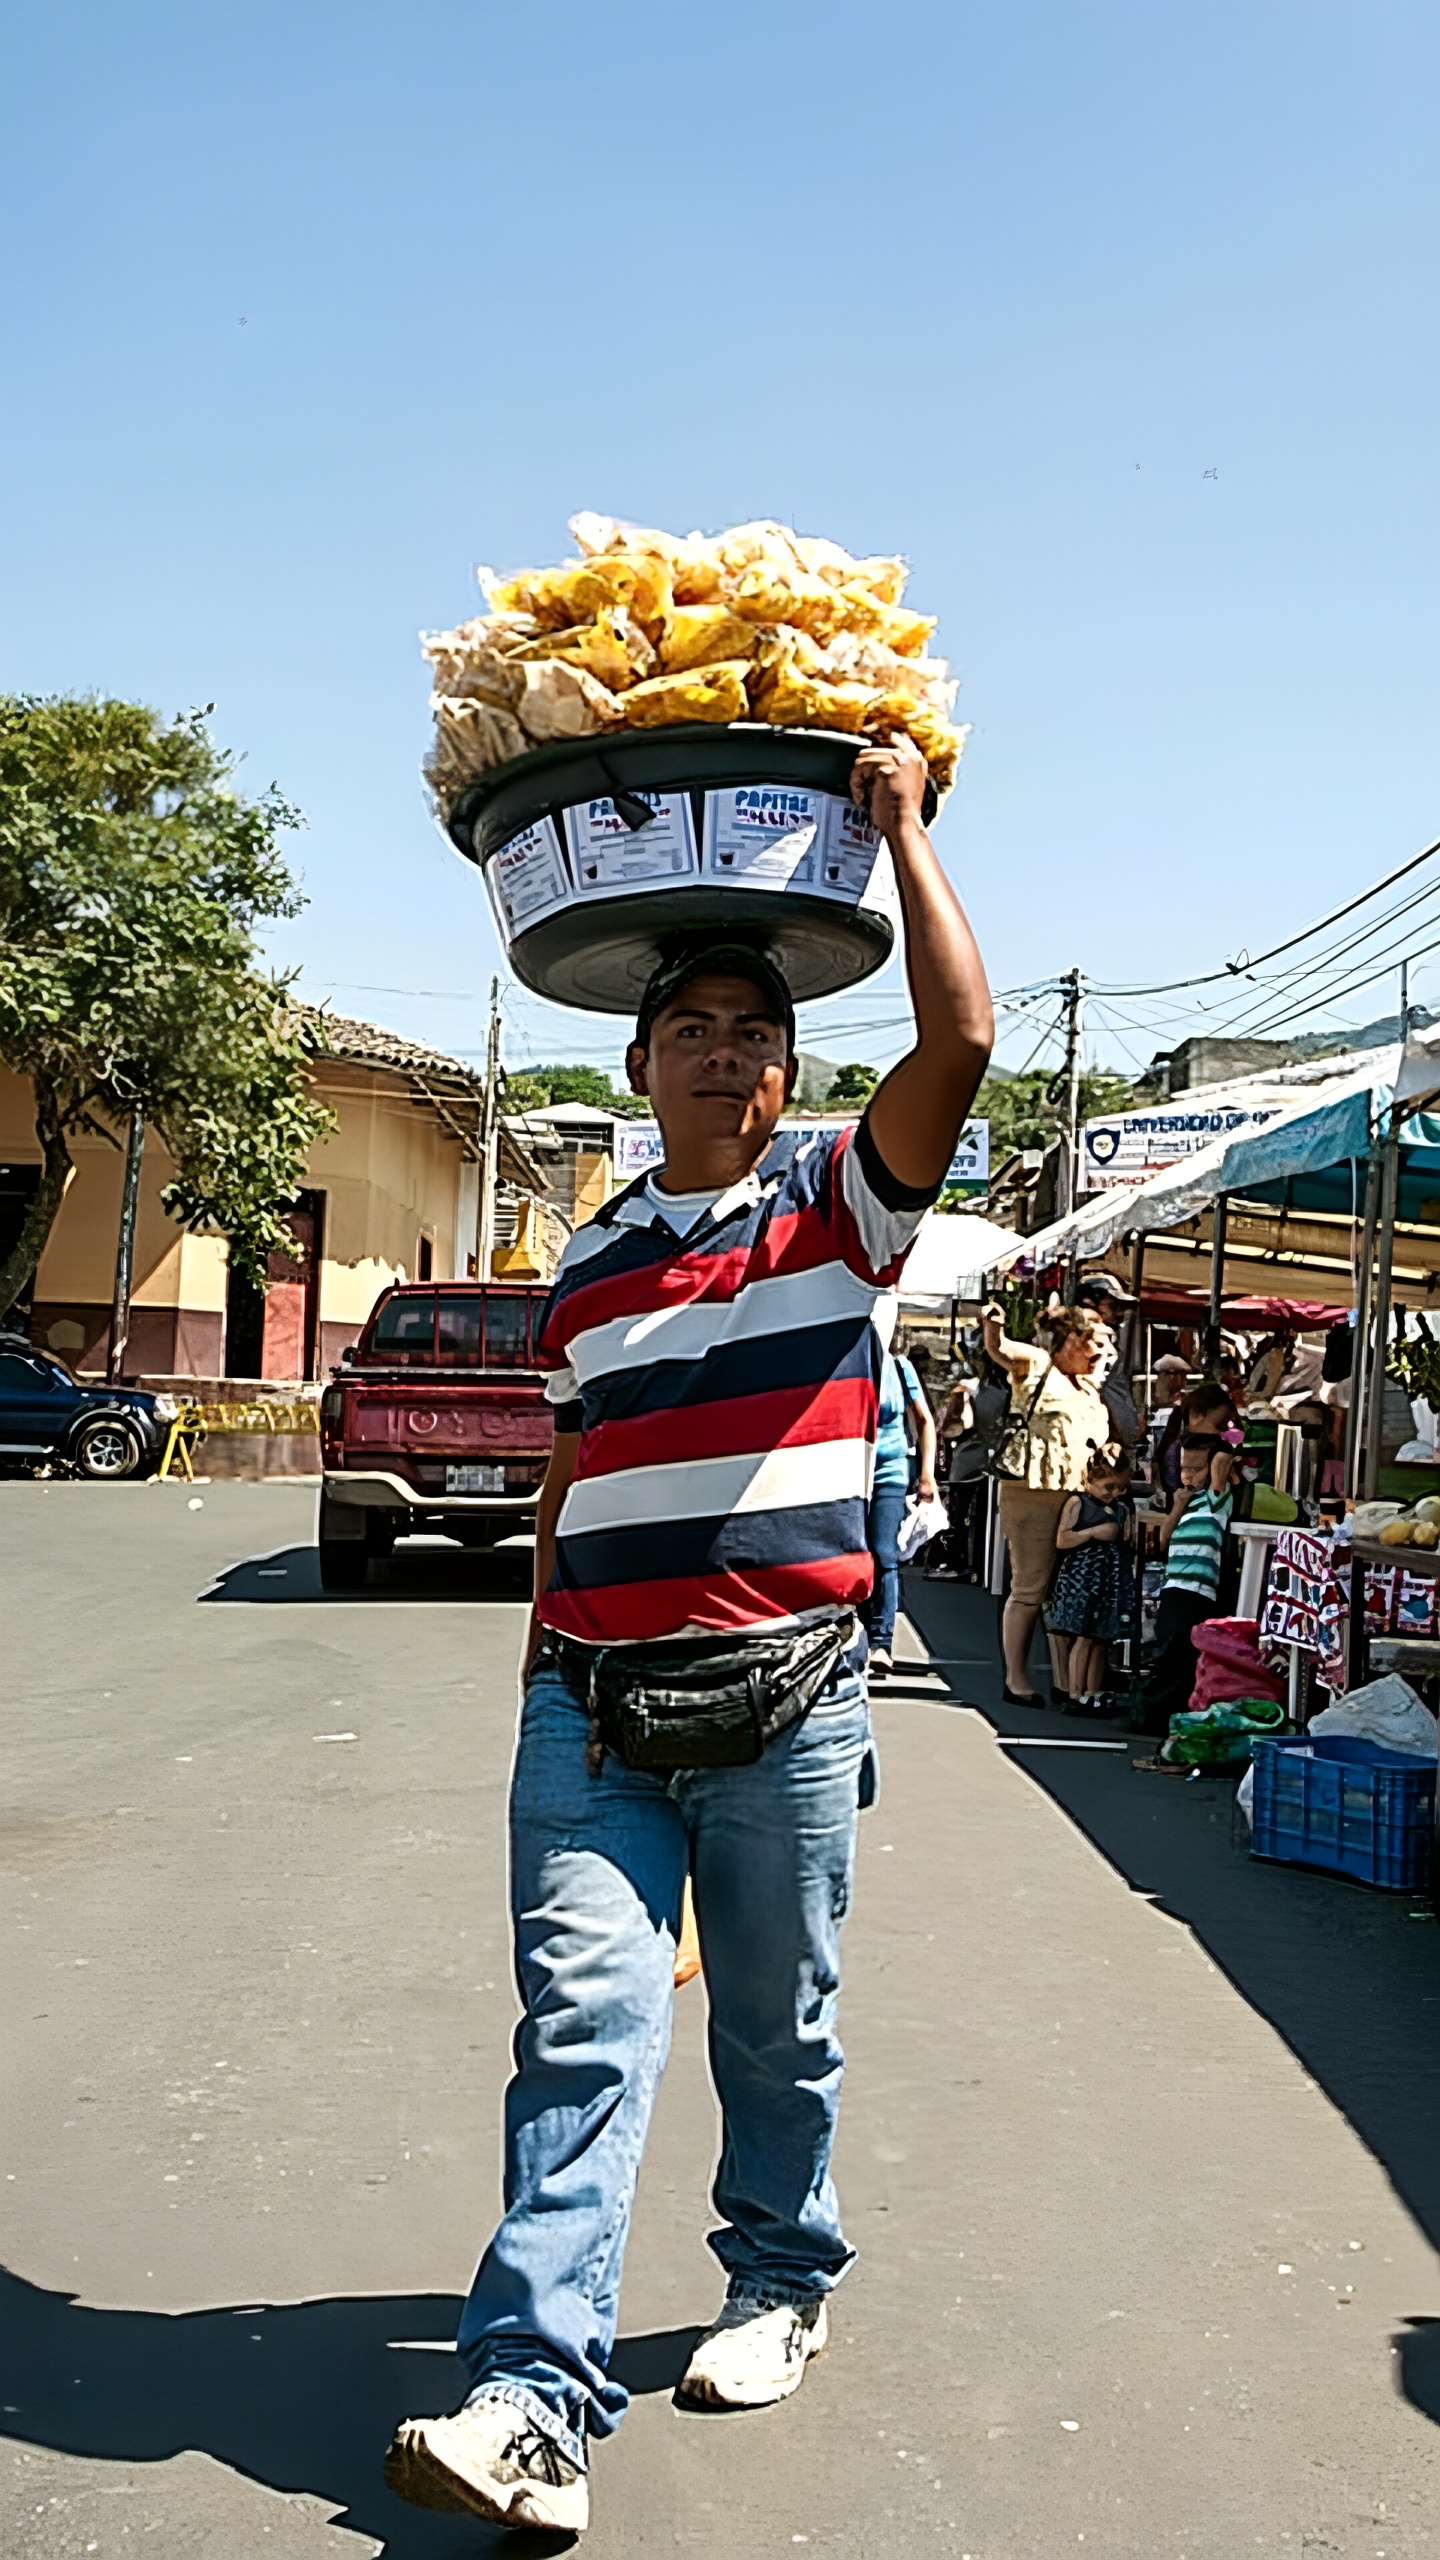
{"left": 980, "top": 1303, "right": 1114, "bottom": 1704}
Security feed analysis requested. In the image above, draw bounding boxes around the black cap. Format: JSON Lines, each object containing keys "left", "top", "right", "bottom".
{"left": 633, "top": 933, "right": 796, "bottom": 1053}
{"left": 1077, "top": 1270, "right": 1136, "bottom": 1308}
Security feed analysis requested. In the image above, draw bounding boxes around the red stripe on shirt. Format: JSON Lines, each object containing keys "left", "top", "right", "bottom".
{"left": 537, "top": 1552, "right": 873, "bottom": 1645}
{"left": 540, "top": 1210, "right": 852, "bottom": 1361}
{"left": 574, "top": 1376, "right": 878, "bottom": 1481}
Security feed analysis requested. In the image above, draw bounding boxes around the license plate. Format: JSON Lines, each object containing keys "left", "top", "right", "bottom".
{"left": 446, "top": 1463, "right": 504, "bottom": 1494}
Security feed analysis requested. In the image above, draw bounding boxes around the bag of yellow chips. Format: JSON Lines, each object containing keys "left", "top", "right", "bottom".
{"left": 659, "top": 603, "right": 760, "bottom": 673}
{"left": 420, "top": 620, "right": 528, "bottom": 709}
{"left": 489, "top": 552, "right": 672, "bottom": 635}
{"left": 748, "top": 660, "right": 874, "bottom": 734}
{"left": 425, "top": 514, "right": 967, "bottom": 799}
{"left": 515, "top": 661, "right": 625, "bottom": 742}
{"left": 425, "top": 696, "right": 529, "bottom": 799}
{"left": 569, "top": 512, "right": 723, "bottom": 604}
{"left": 513, "top": 607, "right": 655, "bottom": 691}
{"left": 621, "top": 661, "right": 752, "bottom": 728}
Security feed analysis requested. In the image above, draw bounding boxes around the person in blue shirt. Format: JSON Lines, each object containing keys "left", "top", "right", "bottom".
{"left": 865, "top": 1342, "right": 937, "bottom": 1673}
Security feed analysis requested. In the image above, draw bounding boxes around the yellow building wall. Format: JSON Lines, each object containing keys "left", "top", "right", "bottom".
{"left": 1, "top": 1057, "right": 474, "bottom": 1380}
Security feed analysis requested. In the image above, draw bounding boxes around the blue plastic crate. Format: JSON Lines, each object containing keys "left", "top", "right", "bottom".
{"left": 1250, "top": 1735, "right": 1436, "bottom": 1891}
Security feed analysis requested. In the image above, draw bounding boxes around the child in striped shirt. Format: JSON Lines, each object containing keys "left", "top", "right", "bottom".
{"left": 1137, "top": 1435, "right": 1235, "bottom": 1735}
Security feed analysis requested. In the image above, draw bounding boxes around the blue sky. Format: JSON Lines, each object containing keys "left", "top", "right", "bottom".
{"left": 3, "top": 0, "right": 1436, "bottom": 1090}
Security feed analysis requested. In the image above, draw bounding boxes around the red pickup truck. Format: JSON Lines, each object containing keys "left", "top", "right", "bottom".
{"left": 316, "top": 1280, "right": 554, "bottom": 1591}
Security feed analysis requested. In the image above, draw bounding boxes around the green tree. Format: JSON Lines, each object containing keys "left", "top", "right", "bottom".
{"left": 0, "top": 695, "right": 334, "bottom": 1319}
{"left": 976, "top": 1065, "right": 1133, "bottom": 1164}
{"left": 825, "top": 1062, "right": 880, "bottom": 1108}
{"left": 503, "top": 1062, "right": 652, "bottom": 1118}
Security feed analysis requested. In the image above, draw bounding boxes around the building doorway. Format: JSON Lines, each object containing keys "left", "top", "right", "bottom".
{"left": 0, "top": 1164, "right": 41, "bottom": 1328}
{"left": 223, "top": 1189, "right": 326, "bottom": 1381}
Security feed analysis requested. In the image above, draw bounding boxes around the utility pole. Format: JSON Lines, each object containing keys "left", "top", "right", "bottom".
{"left": 1056, "top": 968, "right": 1085, "bottom": 1222}
{"left": 476, "top": 977, "right": 501, "bottom": 1282}
{"left": 1362, "top": 958, "right": 1413, "bottom": 1497}
{"left": 107, "top": 1102, "right": 145, "bottom": 1383}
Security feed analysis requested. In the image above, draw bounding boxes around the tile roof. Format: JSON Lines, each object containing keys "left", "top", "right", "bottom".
{"left": 305, "top": 1009, "right": 486, "bottom": 1100}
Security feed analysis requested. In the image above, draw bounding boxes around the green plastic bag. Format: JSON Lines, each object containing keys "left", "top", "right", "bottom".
{"left": 1161, "top": 1697, "right": 1288, "bottom": 1767}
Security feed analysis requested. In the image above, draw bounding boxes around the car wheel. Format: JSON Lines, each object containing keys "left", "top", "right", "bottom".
{"left": 73, "top": 1417, "right": 141, "bottom": 1480}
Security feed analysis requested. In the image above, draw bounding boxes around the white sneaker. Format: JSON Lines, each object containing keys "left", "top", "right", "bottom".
{"left": 680, "top": 2295, "right": 828, "bottom": 2408}
{"left": 869, "top": 1648, "right": 893, "bottom": 1675}
{"left": 385, "top": 2398, "right": 589, "bottom": 2532}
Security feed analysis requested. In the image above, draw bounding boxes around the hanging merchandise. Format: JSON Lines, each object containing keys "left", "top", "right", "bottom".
{"left": 420, "top": 514, "right": 968, "bottom": 1012}
{"left": 1388, "top": 1308, "right": 1440, "bottom": 1409}
{"left": 1321, "top": 1318, "right": 1355, "bottom": 1382}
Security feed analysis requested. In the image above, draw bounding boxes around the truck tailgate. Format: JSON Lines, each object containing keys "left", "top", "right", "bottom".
{"left": 344, "top": 1380, "right": 552, "bottom": 1457}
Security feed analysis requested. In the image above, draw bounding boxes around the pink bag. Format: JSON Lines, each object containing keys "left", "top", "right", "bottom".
{"left": 1188, "top": 1616, "right": 1288, "bottom": 1713}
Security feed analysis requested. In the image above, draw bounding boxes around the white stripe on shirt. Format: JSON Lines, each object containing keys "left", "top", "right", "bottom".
{"left": 558, "top": 1435, "right": 873, "bottom": 1539}
{"left": 564, "top": 1257, "right": 883, "bottom": 1387}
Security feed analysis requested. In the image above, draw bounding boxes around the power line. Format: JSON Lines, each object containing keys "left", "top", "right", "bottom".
{"left": 1187, "top": 878, "right": 1440, "bottom": 1042}
{"left": 1235, "top": 931, "right": 1440, "bottom": 1043}
{"left": 1088, "top": 832, "right": 1440, "bottom": 999}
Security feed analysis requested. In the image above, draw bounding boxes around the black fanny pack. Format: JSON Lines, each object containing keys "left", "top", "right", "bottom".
{"left": 540, "top": 1607, "right": 856, "bottom": 1774}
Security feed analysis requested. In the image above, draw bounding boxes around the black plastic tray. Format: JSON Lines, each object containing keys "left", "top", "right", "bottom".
{"left": 446, "top": 723, "right": 937, "bottom": 865}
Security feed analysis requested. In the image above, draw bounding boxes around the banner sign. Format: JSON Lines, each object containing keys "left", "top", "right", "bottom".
{"left": 1082, "top": 1103, "right": 1286, "bottom": 1190}
{"left": 947, "top": 1120, "right": 989, "bottom": 1188}
{"left": 611, "top": 1110, "right": 987, "bottom": 1190}
{"left": 612, "top": 1119, "right": 665, "bottom": 1181}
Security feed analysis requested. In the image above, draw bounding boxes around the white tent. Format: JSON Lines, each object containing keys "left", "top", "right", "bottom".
{"left": 897, "top": 1211, "right": 1024, "bottom": 1308}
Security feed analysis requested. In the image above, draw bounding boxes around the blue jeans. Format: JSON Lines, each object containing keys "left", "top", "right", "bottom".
{"left": 864, "top": 1482, "right": 908, "bottom": 1650}
{"left": 456, "top": 1649, "right": 873, "bottom": 2470}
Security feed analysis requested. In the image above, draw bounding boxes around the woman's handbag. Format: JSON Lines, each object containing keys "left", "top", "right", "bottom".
{"left": 991, "top": 1361, "right": 1053, "bottom": 1483}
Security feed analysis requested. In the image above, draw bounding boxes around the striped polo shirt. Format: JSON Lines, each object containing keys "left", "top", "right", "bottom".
{"left": 534, "top": 1116, "right": 937, "bottom": 1644}
{"left": 1164, "top": 1487, "right": 1233, "bottom": 1599}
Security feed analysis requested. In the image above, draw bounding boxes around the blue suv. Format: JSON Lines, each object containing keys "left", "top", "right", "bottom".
{"left": 0, "top": 1332, "right": 176, "bottom": 1478}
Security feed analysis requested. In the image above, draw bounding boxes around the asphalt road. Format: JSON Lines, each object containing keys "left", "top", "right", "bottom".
{"left": 4, "top": 1479, "right": 1440, "bottom": 2558}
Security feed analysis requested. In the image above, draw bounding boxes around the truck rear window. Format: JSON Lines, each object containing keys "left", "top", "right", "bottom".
{"left": 481, "top": 1296, "right": 529, "bottom": 1368}
{"left": 368, "top": 1289, "right": 549, "bottom": 1368}
{"left": 372, "top": 1295, "right": 437, "bottom": 1360}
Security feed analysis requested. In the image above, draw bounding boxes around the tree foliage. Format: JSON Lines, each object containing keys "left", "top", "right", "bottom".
{"left": 502, "top": 1061, "right": 652, "bottom": 1118}
{"left": 825, "top": 1062, "right": 881, "bottom": 1108}
{"left": 975, "top": 1065, "right": 1134, "bottom": 1164}
{"left": 0, "top": 695, "right": 334, "bottom": 1316}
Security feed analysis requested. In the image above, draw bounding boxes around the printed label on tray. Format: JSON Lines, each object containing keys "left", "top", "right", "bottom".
{"left": 703, "top": 786, "right": 821, "bottom": 887}
{"left": 814, "top": 794, "right": 884, "bottom": 902}
{"left": 857, "top": 836, "right": 900, "bottom": 927}
{"left": 484, "top": 816, "right": 571, "bottom": 939}
{"left": 564, "top": 792, "right": 697, "bottom": 894}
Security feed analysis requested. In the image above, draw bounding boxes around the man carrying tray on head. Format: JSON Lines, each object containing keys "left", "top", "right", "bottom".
{"left": 388, "top": 735, "right": 993, "bottom": 2536}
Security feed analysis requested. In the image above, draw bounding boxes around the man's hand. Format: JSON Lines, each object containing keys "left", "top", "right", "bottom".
{"left": 852, "top": 734, "right": 929, "bottom": 839}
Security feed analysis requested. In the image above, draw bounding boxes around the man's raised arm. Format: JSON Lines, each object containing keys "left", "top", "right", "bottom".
{"left": 852, "top": 736, "right": 994, "bottom": 1192}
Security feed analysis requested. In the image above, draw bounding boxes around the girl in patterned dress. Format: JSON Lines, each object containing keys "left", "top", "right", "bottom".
{"left": 1045, "top": 1445, "right": 1135, "bottom": 1712}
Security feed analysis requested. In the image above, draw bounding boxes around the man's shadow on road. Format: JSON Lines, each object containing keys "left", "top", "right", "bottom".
{"left": 903, "top": 1574, "right": 1440, "bottom": 2434}
{"left": 0, "top": 2267, "right": 699, "bottom": 2553}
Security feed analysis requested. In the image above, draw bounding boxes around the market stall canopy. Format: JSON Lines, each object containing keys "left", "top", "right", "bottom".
{"left": 1394, "top": 1022, "right": 1440, "bottom": 1116}
{"left": 897, "top": 1211, "right": 1024, "bottom": 1308}
{"left": 1219, "top": 1294, "right": 1350, "bottom": 1327}
{"left": 1223, "top": 1031, "right": 1440, "bottom": 1222}
{"left": 1000, "top": 1043, "right": 1404, "bottom": 1269}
